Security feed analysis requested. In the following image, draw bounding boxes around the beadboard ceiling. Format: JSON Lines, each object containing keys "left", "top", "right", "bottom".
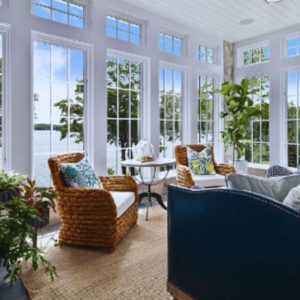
{"left": 120, "top": 0, "right": 300, "bottom": 42}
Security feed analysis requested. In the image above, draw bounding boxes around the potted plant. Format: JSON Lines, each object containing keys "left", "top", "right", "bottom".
{"left": 0, "top": 178, "right": 57, "bottom": 287}
{"left": 0, "top": 171, "right": 25, "bottom": 202}
{"left": 214, "top": 79, "right": 262, "bottom": 168}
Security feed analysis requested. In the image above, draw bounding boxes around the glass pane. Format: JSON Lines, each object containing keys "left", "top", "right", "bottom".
{"left": 118, "top": 59, "right": 129, "bottom": 88}
{"left": 34, "top": 155, "right": 51, "bottom": 187}
{"left": 261, "top": 144, "right": 269, "bottom": 164}
{"left": 69, "top": 118, "right": 84, "bottom": 151}
{"left": 261, "top": 46, "right": 270, "bottom": 62}
{"left": 70, "top": 49, "right": 84, "bottom": 82}
{"left": 131, "top": 120, "right": 139, "bottom": 145}
{"left": 159, "top": 67, "right": 164, "bottom": 93}
{"left": 243, "top": 50, "right": 251, "bottom": 65}
{"left": 52, "top": 81, "right": 68, "bottom": 116}
{"left": 288, "top": 71, "right": 298, "bottom": 96}
{"left": 288, "top": 96, "right": 297, "bottom": 119}
{"left": 107, "top": 57, "right": 117, "bottom": 88}
{"left": 69, "top": 16, "right": 83, "bottom": 28}
{"left": 288, "top": 145, "right": 297, "bottom": 167}
{"left": 165, "top": 69, "right": 173, "bottom": 93}
{"left": 106, "top": 16, "right": 116, "bottom": 28}
{"left": 118, "top": 120, "right": 129, "bottom": 148}
{"left": 131, "top": 91, "right": 140, "bottom": 119}
{"left": 106, "top": 26, "right": 117, "bottom": 38}
{"left": 69, "top": 3, "right": 83, "bottom": 17}
{"left": 32, "top": 4, "right": 51, "bottom": 19}
{"left": 174, "top": 70, "right": 182, "bottom": 94}
{"left": 245, "top": 143, "right": 252, "bottom": 162}
{"left": 107, "top": 120, "right": 117, "bottom": 146}
{"left": 130, "top": 33, "right": 140, "bottom": 44}
{"left": 69, "top": 82, "right": 84, "bottom": 118}
{"left": 52, "top": 10, "right": 68, "bottom": 24}
{"left": 130, "top": 63, "right": 140, "bottom": 90}
{"left": 253, "top": 143, "right": 260, "bottom": 163}
{"left": 118, "top": 19, "right": 129, "bottom": 31}
{"left": 53, "top": 0, "right": 67, "bottom": 12}
{"left": 174, "top": 96, "right": 181, "bottom": 120}
{"left": 252, "top": 48, "right": 260, "bottom": 63}
{"left": 261, "top": 121, "right": 269, "bottom": 142}
{"left": 130, "top": 23, "right": 140, "bottom": 34}
{"left": 253, "top": 121, "right": 260, "bottom": 142}
{"left": 34, "top": 42, "right": 51, "bottom": 81}
{"left": 107, "top": 88, "right": 117, "bottom": 118}
{"left": 288, "top": 120, "right": 297, "bottom": 143}
{"left": 52, "top": 46, "right": 68, "bottom": 81}
{"left": 165, "top": 95, "right": 174, "bottom": 120}
{"left": 118, "top": 30, "right": 129, "bottom": 41}
{"left": 160, "top": 95, "right": 165, "bottom": 119}
{"left": 119, "top": 90, "right": 129, "bottom": 118}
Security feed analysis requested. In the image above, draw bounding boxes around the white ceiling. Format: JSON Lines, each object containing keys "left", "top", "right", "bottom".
{"left": 120, "top": 0, "right": 300, "bottom": 42}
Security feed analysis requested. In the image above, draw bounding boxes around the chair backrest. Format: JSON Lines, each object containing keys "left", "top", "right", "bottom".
{"left": 175, "top": 144, "right": 217, "bottom": 167}
{"left": 48, "top": 152, "right": 84, "bottom": 190}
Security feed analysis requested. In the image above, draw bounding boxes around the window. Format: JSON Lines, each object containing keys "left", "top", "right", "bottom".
{"left": 286, "top": 70, "right": 300, "bottom": 167}
{"left": 242, "top": 45, "right": 270, "bottom": 66}
{"left": 32, "top": 0, "right": 85, "bottom": 28}
{"left": 159, "top": 66, "right": 182, "bottom": 158}
{"left": 0, "top": 0, "right": 2, "bottom": 6}
{"left": 33, "top": 41, "right": 85, "bottom": 186}
{"left": 0, "top": 33, "right": 4, "bottom": 168}
{"left": 106, "top": 56, "right": 142, "bottom": 175}
{"left": 286, "top": 36, "right": 300, "bottom": 57}
{"left": 159, "top": 33, "right": 182, "bottom": 56}
{"left": 198, "top": 46, "right": 214, "bottom": 64}
{"left": 106, "top": 16, "right": 141, "bottom": 45}
{"left": 198, "top": 76, "right": 214, "bottom": 144}
{"left": 244, "top": 75, "right": 270, "bottom": 164}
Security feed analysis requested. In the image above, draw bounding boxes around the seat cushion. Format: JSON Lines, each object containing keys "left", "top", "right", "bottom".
{"left": 193, "top": 174, "right": 225, "bottom": 188}
{"left": 110, "top": 192, "right": 135, "bottom": 218}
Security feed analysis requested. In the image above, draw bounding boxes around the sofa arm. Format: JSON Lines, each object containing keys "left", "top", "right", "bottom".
{"left": 100, "top": 176, "right": 138, "bottom": 193}
{"left": 215, "top": 163, "right": 235, "bottom": 175}
{"left": 176, "top": 164, "right": 194, "bottom": 188}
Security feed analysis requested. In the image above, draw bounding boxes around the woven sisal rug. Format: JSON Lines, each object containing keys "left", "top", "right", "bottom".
{"left": 21, "top": 212, "right": 171, "bottom": 300}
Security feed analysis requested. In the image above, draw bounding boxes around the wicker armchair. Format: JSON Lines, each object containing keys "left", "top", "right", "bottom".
{"left": 175, "top": 144, "right": 235, "bottom": 188}
{"left": 48, "top": 153, "right": 138, "bottom": 252}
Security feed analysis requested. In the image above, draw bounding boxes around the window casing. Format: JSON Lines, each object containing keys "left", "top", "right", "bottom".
{"left": 286, "top": 70, "right": 300, "bottom": 167}
{"left": 106, "top": 56, "right": 142, "bottom": 175}
{"left": 198, "top": 75, "right": 214, "bottom": 144}
{"left": 33, "top": 41, "right": 86, "bottom": 186}
{"left": 106, "top": 16, "right": 141, "bottom": 45}
{"left": 198, "top": 46, "right": 214, "bottom": 64}
{"left": 244, "top": 75, "right": 270, "bottom": 164}
{"left": 159, "top": 66, "right": 182, "bottom": 158}
{"left": 286, "top": 37, "right": 300, "bottom": 58}
{"left": 242, "top": 44, "right": 270, "bottom": 66}
{"left": 159, "top": 33, "right": 182, "bottom": 56}
{"left": 32, "top": 0, "right": 85, "bottom": 28}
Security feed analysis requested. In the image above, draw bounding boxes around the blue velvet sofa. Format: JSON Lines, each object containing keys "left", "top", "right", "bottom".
{"left": 167, "top": 185, "right": 300, "bottom": 300}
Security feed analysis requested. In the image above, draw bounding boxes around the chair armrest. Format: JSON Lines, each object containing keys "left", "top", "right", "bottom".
{"left": 100, "top": 176, "right": 138, "bottom": 193}
{"left": 215, "top": 163, "right": 235, "bottom": 175}
{"left": 176, "top": 164, "right": 194, "bottom": 188}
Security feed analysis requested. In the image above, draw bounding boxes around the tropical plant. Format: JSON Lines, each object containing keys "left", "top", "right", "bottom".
{"left": 214, "top": 79, "right": 262, "bottom": 163}
{"left": 0, "top": 171, "right": 25, "bottom": 193}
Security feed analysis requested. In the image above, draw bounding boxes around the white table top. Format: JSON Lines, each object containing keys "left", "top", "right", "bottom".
{"left": 121, "top": 157, "right": 176, "bottom": 168}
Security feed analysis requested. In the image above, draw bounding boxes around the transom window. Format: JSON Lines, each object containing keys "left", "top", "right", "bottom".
{"left": 106, "top": 16, "right": 141, "bottom": 45}
{"left": 286, "top": 70, "right": 300, "bottom": 167}
{"left": 198, "top": 46, "right": 214, "bottom": 64}
{"left": 33, "top": 41, "right": 86, "bottom": 186}
{"left": 244, "top": 75, "right": 270, "bottom": 164}
{"left": 159, "top": 66, "right": 182, "bottom": 158}
{"left": 243, "top": 45, "right": 270, "bottom": 66}
{"left": 159, "top": 33, "right": 182, "bottom": 56}
{"left": 286, "top": 37, "right": 300, "bottom": 57}
{"left": 32, "top": 0, "right": 85, "bottom": 28}
{"left": 106, "top": 56, "right": 142, "bottom": 175}
{"left": 198, "top": 76, "right": 214, "bottom": 144}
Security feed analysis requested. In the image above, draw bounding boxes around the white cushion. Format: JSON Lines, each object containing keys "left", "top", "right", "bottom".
{"left": 283, "top": 184, "right": 300, "bottom": 210}
{"left": 110, "top": 191, "right": 135, "bottom": 218}
{"left": 193, "top": 174, "right": 225, "bottom": 188}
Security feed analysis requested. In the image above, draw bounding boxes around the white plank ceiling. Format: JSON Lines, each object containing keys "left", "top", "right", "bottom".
{"left": 120, "top": 0, "right": 300, "bottom": 42}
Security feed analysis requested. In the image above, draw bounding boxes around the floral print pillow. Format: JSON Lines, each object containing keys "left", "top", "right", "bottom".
{"left": 187, "top": 147, "right": 216, "bottom": 175}
{"left": 60, "top": 157, "right": 103, "bottom": 189}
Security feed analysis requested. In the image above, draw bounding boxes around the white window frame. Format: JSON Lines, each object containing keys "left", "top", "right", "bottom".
{"left": 106, "top": 49, "right": 150, "bottom": 174}
{"left": 197, "top": 45, "right": 215, "bottom": 64}
{"left": 237, "top": 40, "right": 270, "bottom": 68}
{"left": 31, "top": 30, "right": 94, "bottom": 177}
{"left": 158, "top": 32, "right": 184, "bottom": 56}
{"left": 0, "top": 23, "right": 11, "bottom": 170}
{"left": 282, "top": 31, "right": 300, "bottom": 59}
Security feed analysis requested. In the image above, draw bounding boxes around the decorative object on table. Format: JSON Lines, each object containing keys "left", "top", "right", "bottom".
{"left": 48, "top": 153, "right": 138, "bottom": 252}
{"left": 0, "top": 178, "right": 57, "bottom": 287}
{"left": 175, "top": 144, "right": 235, "bottom": 189}
{"left": 233, "top": 159, "right": 248, "bottom": 174}
{"left": 167, "top": 185, "right": 300, "bottom": 300}
{"left": 214, "top": 79, "right": 263, "bottom": 164}
{"left": 225, "top": 173, "right": 300, "bottom": 202}
{"left": 187, "top": 146, "right": 216, "bottom": 175}
{"left": 265, "top": 165, "right": 293, "bottom": 178}
{"left": 60, "top": 156, "right": 103, "bottom": 189}
{"left": 0, "top": 170, "right": 25, "bottom": 202}
{"left": 121, "top": 158, "right": 175, "bottom": 221}
{"left": 133, "top": 139, "right": 156, "bottom": 162}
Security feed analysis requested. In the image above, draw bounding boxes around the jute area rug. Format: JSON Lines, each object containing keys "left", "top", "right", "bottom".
{"left": 21, "top": 212, "right": 171, "bottom": 300}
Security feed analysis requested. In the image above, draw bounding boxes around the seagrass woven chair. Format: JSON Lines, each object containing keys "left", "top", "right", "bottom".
{"left": 48, "top": 153, "right": 138, "bottom": 252}
{"left": 175, "top": 144, "right": 235, "bottom": 188}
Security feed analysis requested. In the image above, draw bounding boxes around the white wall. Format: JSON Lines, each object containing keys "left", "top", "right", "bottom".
{"left": 235, "top": 24, "right": 300, "bottom": 167}
{"left": 0, "top": 0, "right": 224, "bottom": 177}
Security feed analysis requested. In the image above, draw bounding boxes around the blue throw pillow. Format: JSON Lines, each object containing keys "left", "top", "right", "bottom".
{"left": 187, "top": 147, "right": 216, "bottom": 175}
{"left": 60, "top": 157, "right": 103, "bottom": 189}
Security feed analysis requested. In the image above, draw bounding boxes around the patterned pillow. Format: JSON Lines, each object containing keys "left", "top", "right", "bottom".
{"left": 60, "top": 157, "right": 103, "bottom": 189}
{"left": 187, "top": 147, "right": 216, "bottom": 175}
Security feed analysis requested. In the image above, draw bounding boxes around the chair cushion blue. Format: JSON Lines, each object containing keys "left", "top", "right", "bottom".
{"left": 60, "top": 157, "right": 102, "bottom": 189}
{"left": 187, "top": 147, "right": 216, "bottom": 175}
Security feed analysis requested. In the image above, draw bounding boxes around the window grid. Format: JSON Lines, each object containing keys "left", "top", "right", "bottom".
{"left": 286, "top": 37, "right": 300, "bottom": 58}
{"left": 159, "top": 67, "right": 182, "bottom": 159}
{"left": 159, "top": 33, "right": 182, "bottom": 56}
{"left": 198, "top": 76, "right": 214, "bottom": 144}
{"left": 287, "top": 70, "right": 300, "bottom": 167}
{"left": 33, "top": 41, "right": 85, "bottom": 186}
{"left": 243, "top": 46, "right": 270, "bottom": 66}
{"left": 106, "top": 16, "right": 141, "bottom": 45}
{"left": 32, "top": 0, "right": 85, "bottom": 28}
{"left": 106, "top": 56, "right": 142, "bottom": 175}
{"left": 198, "top": 46, "right": 214, "bottom": 64}
{"left": 245, "top": 75, "right": 270, "bottom": 164}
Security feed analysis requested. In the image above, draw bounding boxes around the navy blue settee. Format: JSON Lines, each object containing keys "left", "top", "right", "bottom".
{"left": 167, "top": 185, "right": 300, "bottom": 300}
